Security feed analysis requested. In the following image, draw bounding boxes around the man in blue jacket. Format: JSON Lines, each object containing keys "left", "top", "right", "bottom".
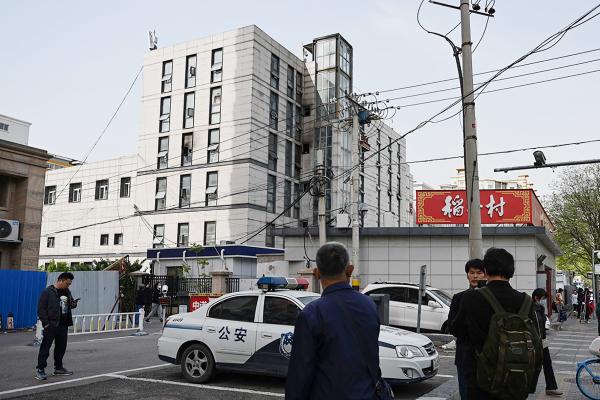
{"left": 36, "top": 272, "right": 79, "bottom": 380}
{"left": 285, "top": 242, "right": 384, "bottom": 400}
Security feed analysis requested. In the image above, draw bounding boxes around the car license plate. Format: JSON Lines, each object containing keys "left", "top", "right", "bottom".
{"left": 432, "top": 356, "right": 440, "bottom": 370}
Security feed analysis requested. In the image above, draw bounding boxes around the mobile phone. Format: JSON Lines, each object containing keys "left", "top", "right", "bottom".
{"left": 477, "top": 280, "right": 487, "bottom": 288}
{"left": 74, "top": 298, "right": 81, "bottom": 302}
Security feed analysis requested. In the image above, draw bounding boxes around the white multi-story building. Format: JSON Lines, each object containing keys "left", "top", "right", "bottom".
{"left": 39, "top": 26, "right": 413, "bottom": 269}
{"left": 440, "top": 168, "right": 534, "bottom": 191}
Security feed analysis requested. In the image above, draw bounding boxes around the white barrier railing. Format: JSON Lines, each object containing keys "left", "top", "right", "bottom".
{"left": 70, "top": 309, "right": 145, "bottom": 335}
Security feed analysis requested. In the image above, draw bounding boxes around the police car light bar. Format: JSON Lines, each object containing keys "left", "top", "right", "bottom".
{"left": 257, "top": 276, "right": 309, "bottom": 291}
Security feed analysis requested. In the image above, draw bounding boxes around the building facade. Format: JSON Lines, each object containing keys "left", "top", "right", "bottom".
{"left": 0, "top": 114, "right": 50, "bottom": 270}
{"left": 39, "top": 26, "right": 413, "bottom": 269}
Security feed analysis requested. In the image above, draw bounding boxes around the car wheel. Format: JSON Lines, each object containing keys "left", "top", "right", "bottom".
{"left": 181, "top": 343, "right": 215, "bottom": 384}
{"left": 441, "top": 321, "right": 449, "bottom": 334}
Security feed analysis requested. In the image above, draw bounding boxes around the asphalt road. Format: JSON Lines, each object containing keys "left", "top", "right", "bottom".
{"left": 0, "top": 323, "right": 455, "bottom": 400}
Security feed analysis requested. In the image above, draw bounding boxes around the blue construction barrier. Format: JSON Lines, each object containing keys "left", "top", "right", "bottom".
{"left": 0, "top": 270, "right": 47, "bottom": 330}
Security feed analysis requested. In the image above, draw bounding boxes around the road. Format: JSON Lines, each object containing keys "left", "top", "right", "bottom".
{"left": 0, "top": 322, "right": 455, "bottom": 400}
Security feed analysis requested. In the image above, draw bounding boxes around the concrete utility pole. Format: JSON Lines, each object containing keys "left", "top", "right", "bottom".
{"left": 460, "top": 0, "right": 483, "bottom": 259}
{"left": 316, "top": 150, "right": 327, "bottom": 246}
{"left": 351, "top": 112, "right": 360, "bottom": 286}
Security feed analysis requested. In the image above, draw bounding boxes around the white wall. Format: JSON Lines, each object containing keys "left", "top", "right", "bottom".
{"left": 0, "top": 114, "right": 31, "bottom": 146}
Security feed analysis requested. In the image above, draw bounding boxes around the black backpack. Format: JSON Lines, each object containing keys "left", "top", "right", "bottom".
{"left": 477, "top": 287, "right": 543, "bottom": 400}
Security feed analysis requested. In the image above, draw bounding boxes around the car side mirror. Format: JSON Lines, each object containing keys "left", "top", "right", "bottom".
{"left": 428, "top": 300, "right": 442, "bottom": 308}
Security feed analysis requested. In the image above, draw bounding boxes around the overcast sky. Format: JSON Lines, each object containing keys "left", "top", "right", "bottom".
{"left": 2, "top": 1, "right": 599, "bottom": 200}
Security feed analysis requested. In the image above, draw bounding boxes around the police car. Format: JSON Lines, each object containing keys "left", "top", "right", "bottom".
{"left": 158, "top": 277, "right": 439, "bottom": 385}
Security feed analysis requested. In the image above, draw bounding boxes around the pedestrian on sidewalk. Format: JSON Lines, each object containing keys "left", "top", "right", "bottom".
{"left": 285, "top": 242, "right": 392, "bottom": 400}
{"left": 35, "top": 272, "right": 80, "bottom": 381}
{"left": 448, "top": 258, "right": 485, "bottom": 400}
{"left": 584, "top": 288, "right": 592, "bottom": 323}
{"left": 532, "top": 288, "right": 563, "bottom": 397}
{"left": 452, "top": 248, "right": 542, "bottom": 399}
{"left": 571, "top": 291, "right": 579, "bottom": 318}
{"left": 145, "top": 283, "right": 163, "bottom": 323}
{"left": 596, "top": 294, "right": 600, "bottom": 335}
{"left": 577, "top": 288, "right": 585, "bottom": 319}
{"left": 134, "top": 285, "right": 146, "bottom": 325}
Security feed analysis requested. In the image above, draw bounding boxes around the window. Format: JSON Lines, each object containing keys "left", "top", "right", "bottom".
{"left": 269, "top": 92, "right": 279, "bottom": 129}
{"left": 100, "top": 234, "right": 109, "bottom": 246}
{"left": 268, "top": 133, "right": 278, "bottom": 171}
{"left": 153, "top": 224, "right": 165, "bottom": 248}
{"left": 186, "top": 54, "right": 197, "bottom": 88}
{"left": 159, "top": 96, "right": 171, "bottom": 133}
{"left": 181, "top": 133, "right": 193, "bottom": 167}
{"left": 95, "top": 180, "right": 109, "bottom": 200}
{"left": 183, "top": 92, "right": 195, "bottom": 129}
{"left": 68, "top": 183, "right": 81, "bottom": 203}
{"left": 293, "top": 183, "right": 300, "bottom": 219}
{"left": 264, "top": 297, "right": 301, "bottom": 326}
{"left": 161, "top": 60, "right": 173, "bottom": 93}
{"left": 284, "top": 180, "right": 291, "bottom": 217}
{"left": 0, "top": 176, "right": 9, "bottom": 208}
{"left": 207, "top": 128, "right": 219, "bottom": 163}
{"left": 114, "top": 233, "right": 123, "bottom": 245}
{"left": 208, "top": 296, "right": 258, "bottom": 322}
{"left": 340, "top": 40, "right": 352, "bottom": 75}
{"left": 294, "top": 144, "right": 302, "bottom": 179}
{"left": 157, "top": 136, "right": 169, "bottom": 170}
{"left": 204, "top": 221, "right": 216, "bottom": 246}
{"left": 296, "top": 71, "right": 303, "bottom": 104}
{"left": 120, "top": 177, "right": 131, "bottom": 198}
{"left": 47, "top": 237, "right": 55, "bottom": 248}
{"left": 286, "top": 101, "right": 293, "bottom": 137}
{"left": 365, "top": 287, "right": 408, "bottom": 303}
{"left": 211, "top": 48, "right": 223, "bottom": 83}
{"left": 177, "top": 223, "right": 189, "bottom": 247}
{"left": 155, "top": 177, "right": 167, "bottom": 210}
{"left": 285, "top": 141, "right": 293, "bottom": 177}
{"left": 179, "top": 174, "right": 191, "bottom": 208}
{"left": 295, "top": 105, "right": 302, "bottom": 140}
{"left": 205, "top": 171, "right": 218, "bottom": 206}
{"left": 265, "top": 224, "right": 275, "bottom": 247}
{"left": 316, "top": 37, "right": 336, "bottom": 70}
{"left": 267, "top": 174, "right": 276, "bottom": 213}
{"left": 210, "top": 87, "right": 222, "bottom": 124}
{"left": 270, "top": 54, "right": 280, "bottom": 89}
{"left": 72, "top": 236, "right": 80, "bottom": 247}
{"left": 0, "top": 123, "right": 8, "bottom": 131}
{"left": 44, "top": 186, "right": 56, "bottom": 205}
{"left": 287, "top": 66, "right": 295, "bottom": 98}
{"left": 316, "top": 69, "right": 336, "bottom": 117}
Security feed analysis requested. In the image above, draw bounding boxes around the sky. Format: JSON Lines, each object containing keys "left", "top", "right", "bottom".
{"left": 2, "top": 1, "right": 599, "bottom": 201}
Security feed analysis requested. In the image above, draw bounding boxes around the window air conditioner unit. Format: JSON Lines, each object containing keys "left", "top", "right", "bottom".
{"left": 189, "top": 66, "right": 196, "bottom": 76}
{"left": 0, "top": 219, "right": 20, "bottom": 242}
{"left": 187, "top": 108, "right": 195, "bottom": 118}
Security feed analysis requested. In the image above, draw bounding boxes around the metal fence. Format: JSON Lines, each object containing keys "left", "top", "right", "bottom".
{"left": 144, "top": 276, "right": 212, "bottom": 295}
{"left": 226, "top": 277, "right": 240, "bottom": 293}
{"left": 71, "top": 310, "right": 143, "bottom": 335}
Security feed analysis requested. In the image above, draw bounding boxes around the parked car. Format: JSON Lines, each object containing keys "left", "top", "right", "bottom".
{"left": 362, "top": 282, "right": 453, "bottom": 333}
{"left": 158, "top": 277, "right": 439, "bottom": 385}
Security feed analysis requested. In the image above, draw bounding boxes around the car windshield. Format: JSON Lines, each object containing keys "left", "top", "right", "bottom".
{"left": 298, "top": 296, "right": 320, "bottom": 306}
{"left": 431, "top": 289, "right": 452, "bottom": 306}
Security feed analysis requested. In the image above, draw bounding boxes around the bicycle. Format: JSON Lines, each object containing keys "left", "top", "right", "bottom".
{"left": 576, "top": 338, "right": 600, "bottom": 399}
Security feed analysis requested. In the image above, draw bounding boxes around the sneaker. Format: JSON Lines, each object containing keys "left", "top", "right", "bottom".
{"left": 160, "top": 319, "right": 163, "bottom": 323}
{"left": 53, "top": 368, "right": 73, "bottom": 376}
{"left": 546, "top": 389, "right": 563, "bottom": 396}
{"left": 35, "top": 369, "right": 47, "bottom": 380}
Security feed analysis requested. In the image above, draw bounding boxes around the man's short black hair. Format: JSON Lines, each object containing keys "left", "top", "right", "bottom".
{"left": 316, "top": 242, "right": 349, "bottom": 278}
{"left": 57, "top": 272, "right": 74, "bottom": 281}
{"left": 532, "top": 288, "right": 546, "bottom": 299}
{"left": 483, "top": 247, "right": 515, "bottom": 279}
{"left": 464, "top": 258, "right": 484, "bottom": 274}
{"left": 558, "top": 288, "right": 563, "bottom": 293}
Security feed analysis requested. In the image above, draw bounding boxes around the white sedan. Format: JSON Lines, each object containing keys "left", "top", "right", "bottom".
{"left": 158, "top": 278, "right": 439, "bottom": 385}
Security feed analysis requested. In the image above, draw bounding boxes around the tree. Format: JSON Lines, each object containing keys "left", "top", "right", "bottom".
{"left": 547, "top": 165, "right": 600, "bottom": 276}
{"left": 39, "top": 259, "right": 69, "bottom": 272}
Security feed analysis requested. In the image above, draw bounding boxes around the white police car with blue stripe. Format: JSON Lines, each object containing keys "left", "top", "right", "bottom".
{"left": 158, "top": 277, "right": 439, "bottom": 385}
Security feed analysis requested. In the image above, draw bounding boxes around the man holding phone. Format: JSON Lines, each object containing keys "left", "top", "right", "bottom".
{"left": 35, "top": 272, "right": 79, "bottom": 380}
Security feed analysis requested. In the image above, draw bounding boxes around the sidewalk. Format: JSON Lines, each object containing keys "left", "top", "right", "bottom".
{"left": 531, "top": 316, "right": 599, "bottom": 399}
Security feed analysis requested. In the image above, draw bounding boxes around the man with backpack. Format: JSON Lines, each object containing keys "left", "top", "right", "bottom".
{"left": 452, "top": 248, "right": 543, "bottom": 399}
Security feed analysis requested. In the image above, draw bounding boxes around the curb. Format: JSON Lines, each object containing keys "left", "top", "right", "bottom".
{"left": 417, "top": 375, "right": 460, "bottom": 400}
{"left": 423, "top": 333, "right": 455, "bottom": 347}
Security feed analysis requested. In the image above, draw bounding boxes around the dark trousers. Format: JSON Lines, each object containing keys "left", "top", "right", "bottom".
{"left": 456, "top": 365, "right": 468, "bottom": 399}
{"left": 597, "top": 319, "right": 600, "bottom": 336}
{"left": 542, "top": 347, "right": 558, "bottom": 390}
{"left": 36, "top": 325, "right": 68, "bottom": 370}
{"left": 134, "top": 303, "right": 144, "bottom": 324}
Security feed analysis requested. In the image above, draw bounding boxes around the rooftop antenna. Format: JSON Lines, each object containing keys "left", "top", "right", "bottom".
{"left": 148, "top": 30, "right": 158, "bottom": 51}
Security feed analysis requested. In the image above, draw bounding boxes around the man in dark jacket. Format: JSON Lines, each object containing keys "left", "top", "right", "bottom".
{"left": 285, "top": 242, "right": 385, "bottom": 400}
{"left": 532, "top": 288, "right": 562, "bottom": 396}
{"left": 448, "top": 258, "right": 485, "bottom": 399}
{"left": 134, "top": 285, "right": 147, "bottom": 324}
{"left": 145, "top": 283, "right": 163, "bottom": 323}
{"left": 36, "top": 272, "right": 79, "bottom": 380}
{"left": 452, "top": 248, "right": 539, "bottom": 399}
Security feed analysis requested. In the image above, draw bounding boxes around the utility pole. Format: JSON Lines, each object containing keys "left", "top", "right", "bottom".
{"left": 316, "top": 150, "right": 327, "bottom": 246}
{"left": 350, "top": 112, "right": 360, "bottom": 288}
{"left": 460, "top": 0, "right": 483, "bottom": 259}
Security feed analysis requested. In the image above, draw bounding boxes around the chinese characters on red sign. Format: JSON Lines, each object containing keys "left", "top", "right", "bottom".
{"left": 416, "top": 189, "right": 549, "bottom": 226}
